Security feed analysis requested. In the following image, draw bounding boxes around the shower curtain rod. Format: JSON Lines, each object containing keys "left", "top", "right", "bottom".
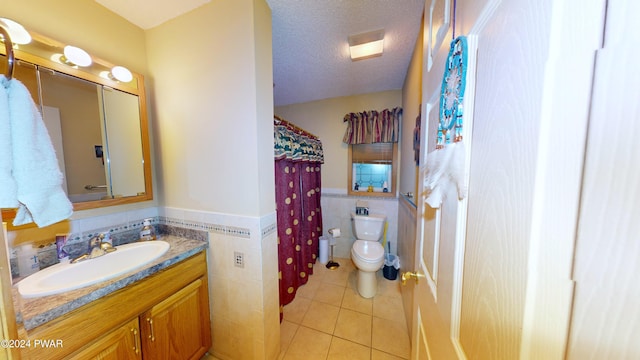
{"left": 274, "top": 115, "right": 318, "bottom": 140}
{"left": 0, "top": 23, "right": 15, "bottom": 80}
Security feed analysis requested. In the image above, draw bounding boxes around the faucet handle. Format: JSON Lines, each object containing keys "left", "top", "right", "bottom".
{"left": 100, "top": 242, "right": 116, "bottom": 253}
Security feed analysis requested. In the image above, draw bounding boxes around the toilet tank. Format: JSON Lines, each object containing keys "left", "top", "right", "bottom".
{"left": 350, "top": 212, "right": 386, "bottom": 241}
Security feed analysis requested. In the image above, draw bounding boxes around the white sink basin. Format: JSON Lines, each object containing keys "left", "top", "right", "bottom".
{"left": 18, "top": 241, "right": 170, "bottom": 298}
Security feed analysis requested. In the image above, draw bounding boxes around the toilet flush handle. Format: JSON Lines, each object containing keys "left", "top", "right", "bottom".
{"left": 401, "top": 270, "right": 426, "bottom": 285}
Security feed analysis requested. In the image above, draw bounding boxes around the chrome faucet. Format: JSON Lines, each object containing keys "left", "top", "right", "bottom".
{"left": 70, "top": 233, "right": 117, "bottom": 264}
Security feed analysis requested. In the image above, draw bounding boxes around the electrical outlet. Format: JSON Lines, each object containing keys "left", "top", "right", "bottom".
{"left": 234, "top": 252, "right": 244, "bottom": 268}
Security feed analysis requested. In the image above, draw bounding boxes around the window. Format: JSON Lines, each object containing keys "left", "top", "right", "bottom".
{"left": 348, "top": 142, "right": 398, "bottom": 197}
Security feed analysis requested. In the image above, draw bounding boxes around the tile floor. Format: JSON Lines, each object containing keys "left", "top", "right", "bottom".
{"left": 201, "top": 257, "right": 410, "bottom": 360}
{"left": 279, "top": 257, "right": 410, "bottom": 360}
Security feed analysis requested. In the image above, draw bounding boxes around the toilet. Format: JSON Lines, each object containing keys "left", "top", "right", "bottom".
{"left": 350, "top": 212, "right": 386, "bottom": 298}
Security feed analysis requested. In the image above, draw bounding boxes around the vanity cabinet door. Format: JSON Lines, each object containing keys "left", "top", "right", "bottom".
{"left": 140, "top": 278, "right": 211, "bottom": 360}
{"left": 68, "top": 318, "right": 142, "bottom": 360}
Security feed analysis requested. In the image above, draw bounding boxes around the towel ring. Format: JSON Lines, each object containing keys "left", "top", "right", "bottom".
{"left": 0, "top": 23, "right": 15, "bottom": 80}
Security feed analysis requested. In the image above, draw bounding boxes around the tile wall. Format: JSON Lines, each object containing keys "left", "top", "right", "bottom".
{"left": 320, "top": 191, "right": 399, "bottom": 259}
{"left": 7, "top": 205, "right": 280, "bottom": 360}
{"left": 161, "top": 207, "right": 280, "bottom": 360}
{"left": 6, "top": 190, "right": 397, "bottom": 359}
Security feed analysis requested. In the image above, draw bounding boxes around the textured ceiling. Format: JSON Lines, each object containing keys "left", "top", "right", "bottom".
{"left": 95, "top": 0, "right": 211, "bottom": 30}
{"left": 95, "top": 0, "right": 425, "bottom": 107}
{"left": 267, "top": 0, "right": 425, "bottom": 106}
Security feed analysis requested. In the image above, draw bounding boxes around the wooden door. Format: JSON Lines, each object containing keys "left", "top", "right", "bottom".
{"left": 566, "top": 0, "right": 640, "bottom": 357}
{"left": 408, "top": 0, "right": 471, "bottom": 358}
{"left": 141, "top": 278, "right": 211, "bottom": 360}
{"left": 68, "top": 318, "right": 142, "bottom": 360}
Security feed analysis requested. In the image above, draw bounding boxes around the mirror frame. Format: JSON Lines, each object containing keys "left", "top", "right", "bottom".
{"left": 1, "top": 31, "right": 153, "bottom": 226}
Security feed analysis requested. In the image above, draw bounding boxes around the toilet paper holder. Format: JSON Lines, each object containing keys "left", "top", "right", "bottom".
{"left": 326, "top": 228, "right": 340, "bottom": 270}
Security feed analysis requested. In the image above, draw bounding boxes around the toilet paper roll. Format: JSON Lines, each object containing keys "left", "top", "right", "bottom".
{"left": 328, "top": 228, "right": 341, "bottom": 237}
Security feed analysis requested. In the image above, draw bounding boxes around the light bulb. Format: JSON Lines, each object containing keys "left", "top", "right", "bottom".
{"left": 110, "top": 66, "right": 133, "bottom": 82}
{"left": 63, "top": 45, "right": 92, "bottom": 67}
{"left": 0, "top": 18, "right": 31, "bottom": 45}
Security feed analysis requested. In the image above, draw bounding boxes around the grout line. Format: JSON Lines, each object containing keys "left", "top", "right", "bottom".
{"left": 282, "top": 260, "right": 408, "bottom": 360}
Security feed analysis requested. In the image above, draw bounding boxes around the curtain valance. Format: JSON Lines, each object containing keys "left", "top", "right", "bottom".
{"left": 342, "top": 107, "right": 402, "bottom": 145}
{"left": 274, "top": 118, "right": 324, "bottom": 163}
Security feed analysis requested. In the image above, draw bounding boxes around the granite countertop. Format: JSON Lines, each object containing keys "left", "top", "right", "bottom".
{"left": 14, "top": 235, "right": 208, "bottom": 331}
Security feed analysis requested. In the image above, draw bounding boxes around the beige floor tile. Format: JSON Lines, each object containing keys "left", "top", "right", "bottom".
{"left": 341, "top": 286, "right": 373, "bottom": 315}
{"left": 282, "top": 256, "right": 413, "bottom": 360}
{"left": 333, "top": 308, "right": 372, "bottom": 347}
{"left": 322, "top": 266, "right": 351, "bottom": 287}
{"left": 313, "top": 282, "right": 346, "bottom": 306}
{"left": 283, "top": 296, "right": 312, "bottom": 324}
{"left": 301, "top": 301, "right": 340, "bottom": 334}
{"left": 321, "top": 258, "right": 352, "bottom": 280}
{"left": 371, "top": 317, "right": 411, "bottom": 359}
{"left": 327, "top": 337, "right": 371, "bottom": 360}
{"left": 312, "top": 262, "right": 328, "bottom": 279}
{"left": 296, "top": 278, "right": 322, "bottom": 299}
{"left": 373, "top": 295, "right": 406, "bottom": 324}
{"left": 376, "top": 276, "right": 402, "bottom": 298}
{"left": 337, "top": 257, "right": 356, "bottom": 270}
{"left": 283, "top": 326, "right": 332, "bottom": 360}
{"left": 347, "top": 269, "right": 358, "bottom": 290}
{"left": 280, "top": 320, "right": 299, "bottom": 355}
{"left": 371, "top": 349, "right": 407, "bottom": 360}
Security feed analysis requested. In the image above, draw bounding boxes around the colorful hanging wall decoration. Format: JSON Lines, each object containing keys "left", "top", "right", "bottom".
{"left": 437, "top": 36, "right": 468, "bottom": 148}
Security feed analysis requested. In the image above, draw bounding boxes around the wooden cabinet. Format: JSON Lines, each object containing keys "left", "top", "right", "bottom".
{"left": 19, "top": 252, "right": 211, "bottom": 360}
{"left": 141, "top": 279, "right": 210, "bottom": 360}
{"left": 68, "top": 279, "right": 209, "bottom": 360}
{"left": 68, "top": 318, "right": 142, "bottom": 360}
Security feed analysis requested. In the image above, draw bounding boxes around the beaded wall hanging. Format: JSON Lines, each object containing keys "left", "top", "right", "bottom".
{"left": 437, "top": 36, "right": 468, "bottom": 148}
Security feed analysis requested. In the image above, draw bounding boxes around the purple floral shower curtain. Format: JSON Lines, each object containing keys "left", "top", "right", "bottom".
{"left": 274, "top": 117, "right": 323, "bottom": 321}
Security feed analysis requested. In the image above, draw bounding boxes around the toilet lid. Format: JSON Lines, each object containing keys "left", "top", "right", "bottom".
{"left": 352, "top": 240, "right": 384, "bottom": 260}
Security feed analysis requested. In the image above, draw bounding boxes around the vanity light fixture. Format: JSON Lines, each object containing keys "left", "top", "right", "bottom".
{"left": 0, "top": 18, "right": 31, "bottom": 45}
{"left": 62, "top": 45, "right": 92, "bottom": 67}
{"left": 99, "top": 66, "right": 133, "bottom": 83}
{"left": 110, "top": 66, "right": 133, "bottom": 82}
{"left": 348, "top": 29, "right": 384, "bottom": 61}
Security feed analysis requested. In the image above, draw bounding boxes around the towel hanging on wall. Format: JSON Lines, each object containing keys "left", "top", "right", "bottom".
{"left": 0, "top": 75, "right": 73, "bottom": 227}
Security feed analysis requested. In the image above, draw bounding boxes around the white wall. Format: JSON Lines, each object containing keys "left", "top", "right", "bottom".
{"left": 2, "top": 0, "right": 147, "bottom": 74}
{"left": 146, "top": 2, "right": 278, "bottom": 359}
{"left": 146, "top": 0, "right": 274, "bottom": 218}
{"left": 400, "top": 18, "right": 423, "bottom": 200}
{"left": 275, "top": 90, "right": 402, "bottom": 191}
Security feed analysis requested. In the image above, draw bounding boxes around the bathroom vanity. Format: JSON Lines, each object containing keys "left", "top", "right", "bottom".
{"left": 15, "top": 236, "right": 210, "bottom": 360}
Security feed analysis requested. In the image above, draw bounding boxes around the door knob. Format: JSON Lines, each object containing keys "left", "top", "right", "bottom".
{"left": 401, "top": 271, "right": 426, "bottom": 285}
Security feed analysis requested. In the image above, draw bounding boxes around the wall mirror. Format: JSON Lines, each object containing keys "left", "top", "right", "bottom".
{"left": 1, "top": 28, "right": 152, "bottom": 225}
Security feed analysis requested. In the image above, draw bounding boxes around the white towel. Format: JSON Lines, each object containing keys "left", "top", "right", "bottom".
{"left": 0, "top": 76, "right": 18, "bottom": 207}
{"left": 422, "top": 142, "right": 467, "bottom": 208}
{"left": 5, "top": 76, "right": 73, "bottom": 227}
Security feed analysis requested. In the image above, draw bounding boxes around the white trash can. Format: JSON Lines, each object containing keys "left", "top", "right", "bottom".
{"left": 318, "top": 236, "right": 329, "bottom": 264}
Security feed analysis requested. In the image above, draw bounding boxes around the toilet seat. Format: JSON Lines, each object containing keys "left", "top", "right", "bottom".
{"left": 351, "top": 240, "right": 384, "bottom": 262}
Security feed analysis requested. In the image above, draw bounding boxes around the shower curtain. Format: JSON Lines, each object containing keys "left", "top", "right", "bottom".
{"left": 274, "top": 117, "right": 323, "bottom": 320}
